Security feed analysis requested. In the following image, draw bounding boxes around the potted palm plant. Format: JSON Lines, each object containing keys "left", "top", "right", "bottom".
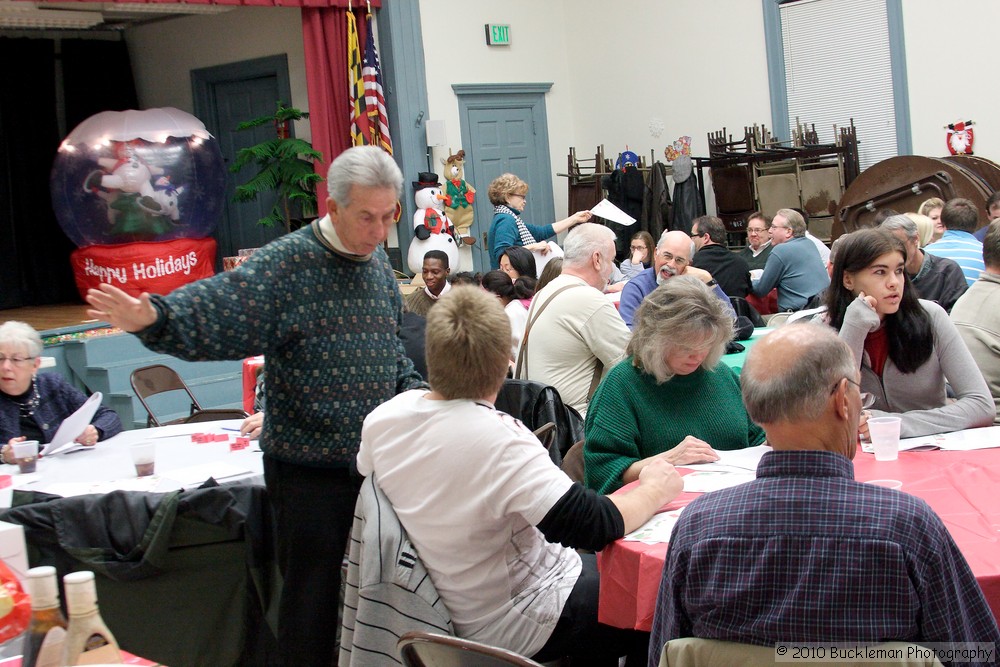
{"left": 230, "top": 101, "right": 323, "bottom": 232}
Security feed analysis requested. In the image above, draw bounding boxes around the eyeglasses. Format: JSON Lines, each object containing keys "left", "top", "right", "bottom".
{"left": 747, "top": 227, "right": 767, "bottom": 235}
{"left": 835, "top": 377, "right": 876, "bottom": 409}
{"left": 689, "top": 230, "right": 703, "bottom": 238}
{"left": 657, "top": 251, "right": 688, "bottom": 266}
{"left": 0, "top": 356, "right": 36, "bottom": 367}
{"left": 629, "top": 245, "right": 646, "bottom": 252}
{"left": 771, "top": 224, "right": 791, "bottom": 231}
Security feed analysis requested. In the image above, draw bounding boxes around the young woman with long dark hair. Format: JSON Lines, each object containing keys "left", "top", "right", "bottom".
{"left": 826, "top": 228, "right": 992, "bottom": 438}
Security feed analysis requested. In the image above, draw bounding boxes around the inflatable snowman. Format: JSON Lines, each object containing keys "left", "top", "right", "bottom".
{"left": 407, "top": 172, "right": 460, "bottom": 275}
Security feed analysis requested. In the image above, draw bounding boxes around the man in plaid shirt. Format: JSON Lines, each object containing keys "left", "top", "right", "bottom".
{"left": 649, "top": 324, "right": 1000, "bottom": 666}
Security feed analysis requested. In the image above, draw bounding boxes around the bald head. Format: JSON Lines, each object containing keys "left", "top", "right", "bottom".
{"left": 742, "top": 324, "right": 859, "bottom": 456}
{"left": 655, "top": 230, "right": 696, "bottom": 282}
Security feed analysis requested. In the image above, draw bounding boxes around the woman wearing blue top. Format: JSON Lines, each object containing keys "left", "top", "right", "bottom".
{"left": 487, "top": 173, "right": 591, "bottom": 270}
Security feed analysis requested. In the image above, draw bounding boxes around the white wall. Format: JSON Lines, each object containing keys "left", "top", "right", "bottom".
{"left": 419, "top": 0, "right": 772, "bottom": 219}
{"left": 418, "top": 0, "right": 578, "bottom": 218}
{"left": 125, "top": 7, "right": 311, "bottom": 140}
{"left": 121, "top": 0, "right": 1000, "bottom": 222}
{"left": 900, "top": 1, "right": 1000, "bottom": 160}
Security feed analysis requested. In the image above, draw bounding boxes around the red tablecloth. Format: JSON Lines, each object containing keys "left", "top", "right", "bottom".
{"left": 242, "top": 356, "right": 264, "bottom": 414}
{"left": 598, "top": 446, "right": 1000, "bottom": 631}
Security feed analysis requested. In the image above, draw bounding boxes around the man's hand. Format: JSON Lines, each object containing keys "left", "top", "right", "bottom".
{"left": 86, "top": 284, "right": 158, "bottom": 332}
{"left": 684, "top": 266, "right": 714, "bottom": 284}
{"left": 241, "top": 412, "right": 264, "bottom": 439}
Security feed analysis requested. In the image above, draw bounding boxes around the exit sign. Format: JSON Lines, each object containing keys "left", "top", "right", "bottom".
{"left": 485, "top": 23, "right": 510, "bottom": 46}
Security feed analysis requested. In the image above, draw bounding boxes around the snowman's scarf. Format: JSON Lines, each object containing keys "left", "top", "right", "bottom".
{"left": 495, "top": 204, "right": 536, "bottom": 246}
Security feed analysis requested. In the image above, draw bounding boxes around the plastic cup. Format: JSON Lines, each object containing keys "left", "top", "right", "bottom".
{"left": 12, "top": 440, "right": 38, "bottom": 474}
{"left": 868, "top": 416, "right": 901, "bottom": 461}
{"left": 130, "top": 442, "right": 156, "bottom": 477}
{"left": 865, "top": 479, "right": 902, "bottom": 490}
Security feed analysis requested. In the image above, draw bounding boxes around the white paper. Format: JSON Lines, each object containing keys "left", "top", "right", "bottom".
{"left": 679, "top": 445, "right": 771, "bottom": 473}
{"left": 682, "top": 470, "right": 756, "bottom": 493}
{"left": 531, "top": 241, "right": 564, "bottom": 278}
{"left": 42, "top": 392, "right": 103, "bottom": 456}
{"left": 623, "top": 508, "right": 684, "bottom": 544}
{"left": 894, "top": 426, "right": 1000, "bottom": 452}
{"left": 590, "top": 199, "right": 636, "bottom": 226}
{"left": 163, "top": 462, "right": 255, "bottom": 487}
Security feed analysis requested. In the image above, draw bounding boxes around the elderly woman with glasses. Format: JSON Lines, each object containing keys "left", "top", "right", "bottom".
{"left": 827, "top": 228, "right": 992, "bottom": 439}
{"left": 583, "top": 277, "right": 765, "bottom": 494}
{"left": 0, "top": 321, "right": 122, "bottom": 461}
{"left": 487, "top": 173, "right": 592, "bottom": 270}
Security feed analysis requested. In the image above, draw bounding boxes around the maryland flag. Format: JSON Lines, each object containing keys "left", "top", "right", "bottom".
{"left": 347, "top": 11, "right": 368, "bottom": 147}
{"left": 362, "top": 12, "right": 393, "bottom": 154}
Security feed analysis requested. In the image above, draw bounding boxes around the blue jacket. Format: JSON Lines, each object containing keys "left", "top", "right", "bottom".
{"left": 488, "top": 208, "right": 555, "bottom": 270}
{"left": 0, "top": 372, "right": 122, "bottom": 444}
{"left": 618, "top": 267, "right": 736, "bottom": 328}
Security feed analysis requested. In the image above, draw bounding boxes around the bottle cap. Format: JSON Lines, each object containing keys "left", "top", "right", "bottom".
{"left": 63, "top": 571, "right": 98, "bottom": 615}
{"left": 26, "top": 566, "right": 58, "bottom": 609}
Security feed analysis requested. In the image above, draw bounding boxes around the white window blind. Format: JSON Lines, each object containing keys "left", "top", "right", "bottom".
{"left": 780, "top": 0, "right": 897, "bottom": 170}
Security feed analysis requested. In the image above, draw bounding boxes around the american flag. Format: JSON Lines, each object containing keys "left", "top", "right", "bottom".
{"left": 347, "top": 10, "right": 368, "bottom": 147}
{"left": 362, "top": 12, "right": 392, "bottom": 154}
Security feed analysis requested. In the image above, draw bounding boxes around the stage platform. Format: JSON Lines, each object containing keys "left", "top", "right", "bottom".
{"left": 0, "top": 302, "right": 103, "bottom": 336}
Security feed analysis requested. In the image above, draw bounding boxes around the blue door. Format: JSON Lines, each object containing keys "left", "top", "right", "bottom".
{"left": 455, "top": 84, "right": 554, "bottom": 272}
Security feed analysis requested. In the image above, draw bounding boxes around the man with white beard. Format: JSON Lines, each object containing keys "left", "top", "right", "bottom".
{"left": 619, "top": 230, "right": 734, "bottom": 328}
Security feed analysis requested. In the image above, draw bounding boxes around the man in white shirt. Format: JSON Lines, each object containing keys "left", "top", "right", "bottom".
{"left": 518, "top": 223, "right": 631, "bottom": 416}
{"left": 358, "top": 286, "right": 681, "bottom": 665}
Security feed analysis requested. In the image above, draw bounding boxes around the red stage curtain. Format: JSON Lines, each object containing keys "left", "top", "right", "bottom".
{"left": 302, "top": 5, "right": 367, "bottom": 214}
{"left": 31, "top": 0, "right": 380, "bottom": 7}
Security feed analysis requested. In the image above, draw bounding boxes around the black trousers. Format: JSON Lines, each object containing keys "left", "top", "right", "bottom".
{"left": 532, "top": 552, "right": 650, "bottom": 666}
{"left": 264, "top": 456, "right": 362, "bottom": 667}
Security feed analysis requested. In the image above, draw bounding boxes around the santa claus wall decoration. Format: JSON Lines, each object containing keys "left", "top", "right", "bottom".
{"left": 946, "top": 120, "right": 975, "bottom": 155}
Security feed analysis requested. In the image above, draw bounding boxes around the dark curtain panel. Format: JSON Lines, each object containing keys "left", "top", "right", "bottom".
{"left": 0, "top": 38, "right": 75, "bottom": 309}
{"left": 62, "top": 39, "right": 139, "bottom": 131}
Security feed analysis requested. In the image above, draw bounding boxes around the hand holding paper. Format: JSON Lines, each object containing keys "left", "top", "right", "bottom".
{"left": 42, "top": 392, "right": 103, "bottom": 456}
{"left": 590, "top": 199, "right": 636, "bottom": 226}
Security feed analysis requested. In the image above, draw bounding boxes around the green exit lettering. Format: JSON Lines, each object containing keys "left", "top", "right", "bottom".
{"left": 485, "top": 23, "right": 510, "bottom": 46}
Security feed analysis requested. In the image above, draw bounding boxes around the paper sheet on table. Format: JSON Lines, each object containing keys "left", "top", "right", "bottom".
{"left": 623, "top": 508, "right": 684, "bottom": 544}
{"left": 43, "top": 476, "right": 161, "bottom": 497}
{"left": 679, "top": 445, "right": 771, "bottom": 473}
{"left": 682, "top": 470, "right": 756, "bottom": 493}
{"left": 590, "top": 199, "right": 636, "bottom": 226}
{"left": 896, "top": 426, "right": 1000, "bottom": 452}
{"left": 163, "top": 462, "right": 255, "bottom": 487}
{"left": 42, "top": 392, "right": 102, "bottom": 456}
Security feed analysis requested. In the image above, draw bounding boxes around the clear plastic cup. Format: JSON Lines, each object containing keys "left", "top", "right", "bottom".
{"left": 868, "top": 416, "right": 902, "bottom": 461}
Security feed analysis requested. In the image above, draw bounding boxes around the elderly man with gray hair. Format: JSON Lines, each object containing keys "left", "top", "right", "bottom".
{"left": 880, "top": 213, "right": 967, "bottom": 312}
{"left": 517, "top": 223, "right": 630, "bottom": 416}
{"left": 648, "top": 324, "right": 1000, "bottom": 665}
{"left": 86, "top": 145, "right": 425, "bottom": 665}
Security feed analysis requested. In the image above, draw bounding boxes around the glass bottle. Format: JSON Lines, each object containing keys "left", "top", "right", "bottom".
{"left": 22, "top": 566, "right": 68, "bottom": 667}
{"left": 61, "top": 571, "right": 122, "bottom": 665}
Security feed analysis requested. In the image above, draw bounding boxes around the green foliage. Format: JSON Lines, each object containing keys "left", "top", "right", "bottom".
{"left": 230, "top": 102, "right": 323, "bottom": 230}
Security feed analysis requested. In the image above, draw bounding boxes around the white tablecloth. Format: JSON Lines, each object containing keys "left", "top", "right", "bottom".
{"left": 0, "top": 419, "right": 263, "bottom": 506}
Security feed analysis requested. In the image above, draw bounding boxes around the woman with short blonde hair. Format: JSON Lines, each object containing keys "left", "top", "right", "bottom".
{"left": 486, "top": 172, "right": 592, "bottom": 270}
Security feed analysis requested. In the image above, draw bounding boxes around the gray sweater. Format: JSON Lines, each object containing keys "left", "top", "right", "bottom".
{"left": 838, "top": 297, "right": 993, "bottom": 438}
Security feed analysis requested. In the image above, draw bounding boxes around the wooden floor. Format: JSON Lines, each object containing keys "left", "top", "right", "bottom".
{"left": 0, "top": 303, "right": 101, "bottom": 334}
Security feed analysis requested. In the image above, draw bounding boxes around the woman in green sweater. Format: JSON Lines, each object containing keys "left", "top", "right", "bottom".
{"left": 584, "top": 277, "right": 766, "bottom": 494}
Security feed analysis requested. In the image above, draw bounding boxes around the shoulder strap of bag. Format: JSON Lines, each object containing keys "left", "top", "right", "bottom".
{"left": 514, "top": 283, "right": 582, "bottom": 380}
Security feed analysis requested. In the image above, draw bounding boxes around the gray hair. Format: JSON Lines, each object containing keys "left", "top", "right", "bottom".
{"left": 656, "top": 230, "right": 696, "bottom": 258}
{"left": 563, "top": 223, "right": 615, "bottom": 267}
{"left": 627, "top": 276, "right": 734, "bottom": 383}
{"left": 742, "top": 323, "right": 856, "bottom": 424}
{"left": 879, "top": 214, "right": 918, "bottom": 241}
{"left": 0, "top": 321, "right": 43, "bottom": 357}
{"left": 776, "top": 208, "right": 807, "bottom": 237}
{"left": 326, "top": 146, "right": 403, "bottom": 207}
